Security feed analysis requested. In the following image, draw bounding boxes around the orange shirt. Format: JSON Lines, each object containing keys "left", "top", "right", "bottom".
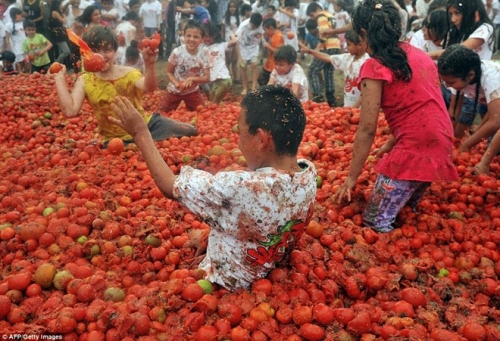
{"left": 264, "top": 31, "right": 285, "bottom": 72}
{"left": 317, "top": 11, "right": 340, "bottom": 50}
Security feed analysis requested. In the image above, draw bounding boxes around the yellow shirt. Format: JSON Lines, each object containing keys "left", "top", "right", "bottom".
{"left": 83, "top": 69, "right": 152, "bottom": 142}
{"left": 317, "top": 11, "right": 341, "bottom": 50}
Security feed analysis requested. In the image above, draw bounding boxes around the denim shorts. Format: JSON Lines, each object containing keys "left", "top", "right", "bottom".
{"left": 442, "top": 84, "right": 487, "bottom": 125}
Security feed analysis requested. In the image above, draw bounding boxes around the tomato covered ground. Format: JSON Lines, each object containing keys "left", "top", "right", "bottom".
{"left": 0, "top": 74, "right": 499, "bottom": 341}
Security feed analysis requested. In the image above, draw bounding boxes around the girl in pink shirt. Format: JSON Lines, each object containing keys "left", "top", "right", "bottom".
{"left": 334, "top": 0, "right": 458, "bottom": 233}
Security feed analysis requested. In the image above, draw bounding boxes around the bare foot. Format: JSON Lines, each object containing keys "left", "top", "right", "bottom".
{"left": 474, "top": 162, "right": 490, "bottom": 174}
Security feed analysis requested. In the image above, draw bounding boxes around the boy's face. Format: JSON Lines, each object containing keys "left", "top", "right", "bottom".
{"left": 102, "top": 1, "right": 112, "bottom": 10}
{"left": 307, "top": 27, "right": 318, "bottom": 36}
{"left": 274, "top": 60, "right": 294, "bottom": 76}
{"left": 3, "top": 61, "right": 14, "bottom": 70}
{"left": 25, "top": 27, "right": 36, "bottom": 38}
{"left": 263, "top": 26, "right": 275, "bottom": 36}
{"left": 131, "top": 3, "right": 140, "bottom": 12}
{"left": 184, "top": 27, "right": 203, "bottom": 51}
{"left": 267, "top": 8, "right": 274, "bottom": 16}
{"left": 346, "top": 40, "right": 364, "bottom": 56}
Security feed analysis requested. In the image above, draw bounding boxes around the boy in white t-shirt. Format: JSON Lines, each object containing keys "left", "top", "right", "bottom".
{"left": 236, "top": 12, "right": 264, "bottom": 95}
{"left": 160, "top": 19, "right": 210, "bottom": 113}
{"left": 268, "top": 44, "right": 308, "bottom": 103}
{"left": 300, "top": 29, "right": 368, "bottom": 107}
{"left": 109, "top": 85, "right": 317, "bottom": 290}
{"left": 139, "top": 0, "right": 162, "bottom": 37}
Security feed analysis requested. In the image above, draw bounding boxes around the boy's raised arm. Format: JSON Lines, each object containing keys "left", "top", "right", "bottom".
{"left": 136, "top": 46, "right": 158, "bottom": 92}
{"left": 109, "top": 97, "right": 177, "bottom": 199}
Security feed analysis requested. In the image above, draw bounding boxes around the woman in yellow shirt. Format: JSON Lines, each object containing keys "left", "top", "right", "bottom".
{"left": 51, "top": 25, "right": 198, "bottom": 147}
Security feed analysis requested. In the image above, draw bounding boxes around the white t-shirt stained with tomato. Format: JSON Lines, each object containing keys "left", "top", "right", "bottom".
{"left": 167, "top": 45, "right": 210, "bottom": 95}
{"left": 270, "top": 63, "right": 309, "bottom": 103}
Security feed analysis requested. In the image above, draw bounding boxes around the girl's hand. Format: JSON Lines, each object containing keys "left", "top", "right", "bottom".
{"left": 298, "top": 41, "right": 310, "bottom": 53}
{"left": 332, "top": 176, "right": 357, "bottom": 203}
{"left": 47, "top": 63, "right": 67, "bottom": 78}
{"left": 108, "top": 97, "right": 148, "bottom": 138}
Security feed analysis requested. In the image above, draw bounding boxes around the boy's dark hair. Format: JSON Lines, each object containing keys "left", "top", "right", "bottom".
{"left": 444, "top": 0, "right": 495, "bottom": 49}
{"left": 241, "top": 85, "right": 305, "bottom": 156}
{"left": 438, "top": 44, "right": 481, "bottom": 125}
{"left": 344, "top": 29, "right": 360, "bottom": 44}
{"left": 204, "top": 20, "right": 223, "bottom": 43}
{"left": 274, "top": 44, "right": 297, "bottom": 64}
{"left": 122, "top": 11, "right": 139, "bottom": 22}
{"left": 23, "top": 19, "right": 36, "bottom": 29}
{"left": 284, "top": 0, "right": 296, "bottom": 8}
{"left": 82, "top": 25, "right": 118, "bottom": 51}
{"left": 225, "top": 0, "right": 240, "bottom": 27}
{"left": 249, "top": 12, "right": 263, "bottom": 27}
{"left": 335, "top": 0, "right": 346, "bottom": 10}
{"left": 306, "top": 2, "right": 322, "bottom": 16}
{"left": 126, "top": 40, "right": 140, "bottom": 59}
{"left": 305, "top": 18, "right": 317, "bottom": 31}
{"left": 352, "top": 0, "right": 411, "bottom": 82}
{"left": 262, "top": 17, "right": 277, "bottom": 29}
{"left": 129, "top": 0, "right": 141, "bottom": 8}
{"left": 1, "top": 50, "right": 16, "bottom": 63}
{"left": 425, "top": 9, "right": 448, "bottom": 42}
{"left": 240, "top": 3, "right": 252, "bottom": 17}
{"left": 184, "top": 19, "right": 205, "bottom": 36}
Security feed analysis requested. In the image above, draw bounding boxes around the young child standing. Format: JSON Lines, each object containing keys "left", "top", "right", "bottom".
{"left": 50, "top": 25, "right": 197, "bottom": 147}
{"left": 22, "top": 19, "right": 52, "bottom": 74}
{"left": 333, "top": 0, "right": 458, "bottom": 233}
{"left": 236, "top": 12, "right": 264, "bottom": 95}
{"left": 268, "top": 44, "right": 308, "bottom": 103}
{"left": 305, "top": 2, "right": 341, "bottom": 107}
{"left": 108, "top": 85, "right": 317, "bottom": 290}
{"left": 299, "top": 29, "right": 368, "bottom": 107}
{"left": 258, "top": 17, "right": 284, "bottom": 86}
{"left": 274, "top": 0, "right": 299, "bottom": 52}
{"left": 332, "top": 0, "right": 351, "bottom": 50}
{"left": 5, "top": 8, "right": 27, "bottom": 73}
{"left": 139, "top": 0, "right": 162, "bottom": 37}
{"left": 438, "top": 45, "right": 500, "bottom": 174}
{"left": 203, "top": 20, "right": 236, "bottom": 104}
{"left": 160, "top": 19, "right": 210, "bottom": 113}
{"left": 221, "top": 0, "right": 240, "bottom": 82}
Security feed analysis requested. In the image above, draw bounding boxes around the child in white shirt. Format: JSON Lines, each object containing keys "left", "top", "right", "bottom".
{"left": 236, "top": 12, "right": 264, "bottom": 95}
{"left": 332, "top": 0, "right": 351, "bottom": 50}
{"left": 139, "top": 0, "right": 162, "bottom": 37}
{"left": 268, "top": 44, "right": 308, "bottom": 103}
{"left": 101, "top": 0, "right": 120, "bottom": 29}
{"left": 5, "top": 7, "right": 26, "bottom": 73}
{"left": 299, "top": 29, "right": 368, "bottom": 107}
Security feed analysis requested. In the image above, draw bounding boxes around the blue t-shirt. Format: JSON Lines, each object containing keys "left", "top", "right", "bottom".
{"left": 305, "top": 33, "right": 319, "bottom": 50}
{"left": 193, "top": 6, "right": 210, "bottom": 23}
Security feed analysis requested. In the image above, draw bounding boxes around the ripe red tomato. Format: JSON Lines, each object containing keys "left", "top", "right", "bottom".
{"left": 299, "top": 323, "right": 324, "bottom": 341}
{"left": 49, "top": 62, "right": 63, "bottom": 74}
{"left": 83, "top": 53, "right": 106, "bottom": 72}
{"left": 139, "top": 32, "right": 161, "bottom": 51}
{"left": 287, "top": 31, "right": 295, "bottom": 39}
{"left": 107, "top": 138, "right": 125, "bottom": 155}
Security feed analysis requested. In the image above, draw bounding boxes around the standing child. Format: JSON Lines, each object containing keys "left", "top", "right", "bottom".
{"left": 108, "top": 85, "right": 317, "bottom": 290}
{"left": 274, "top": 0, "right": 298, "bottom": 52}
{"left": 160, "top": 19, "right": 210, "bottom": 113}
{"left": 333, "top": 0, "right": 458, "bottom": 233}
{"left": 332, "top": 0, "right": 351, "bottom": 50}
{"left": 203, "top": 20, "right": 236, "bottom": 104}
{"left": 5, "top": 8, "right": 27, "bottom": 73}
{"left": 139, "top": 0, "right": 162, "bottom": 37}
{"left": 305, "top": 2, "right": 341, "bottom": 107}
{"left": 268, "top": 44, "right": 308, "bottom": 103}
{"left": 22, "top": 19, "right": 52, "bottom": 73}
{"left": 236, "top": 12, "right": 264, "bottom": 95}
{"left": 101, "top": 0, "right": 120, "bottom": 29}
{"left": 221, "top": 0, "right": 240, "bottom": 82}
{"left": 304, "top": 18, "right": 320, "bottom": 52}
{"left": 258, "top": 17, "right": 284, "bottom": 86}
{"left": 438, "top": 45, "right": 500, "bottom": 172}
{"left": 50, "top": 25, "right": 197, "bottom": 147}
{"left": 299, "top": 29, "right": 368, "bottom": 107}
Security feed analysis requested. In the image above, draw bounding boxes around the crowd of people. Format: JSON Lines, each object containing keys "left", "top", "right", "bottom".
{"left": 0, "top": 0, "right": 499, "bottom": 290}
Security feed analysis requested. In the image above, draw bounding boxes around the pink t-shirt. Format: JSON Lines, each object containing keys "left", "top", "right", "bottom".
{"left": 358, "top": 43, "right": 458, "bottom": 182}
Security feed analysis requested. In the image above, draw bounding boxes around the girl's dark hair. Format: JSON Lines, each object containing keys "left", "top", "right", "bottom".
{"left": 352, "top": 0, "right": 412, "bottom": 82}
{"left": 126, "top": 40, "right": 140, "bottom": 59}
{"left": 443, "top": 0, "right": 495, "bottom": 49}
{"left": 82, "top": 25, "right": 118, "bottom": 51}
{"left": 426, "top": 9, "right": 448, "bottom": 43}
{"left": 77, "top": 5, "right": 100, "bottom": 26}
{"left": 274, "top": 44, "right": 297, "bottom": 64}
{"left": 241, "top": 85, "right": 305, "bottom": 156}
{"left": 204, "top": 20, "right": 223, "bottom": 43}
{"left": 240, "top": 3, "right": 252, "bottom": 17}
{"left": 225, "top": 0, "right": 240, "bottom": 28}
{"left": 438, "top": 44, "right": 482, "bottom": 123}
{"left": 10, "top": 7, "right": 22, "bottom": 35}
{"left": 122, "top": 11, "right": 139, "bottom": 22}
{"left": 184, "top": 19, "right": 205, "bottom": 37}
{"left": 345, "top": 29, "right": 361, "bottom": 44}
{"left": 50, "top": 0, "right": 63, "bottom": 12}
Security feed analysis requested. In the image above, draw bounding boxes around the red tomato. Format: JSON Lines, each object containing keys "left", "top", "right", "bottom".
{"left": 49, "top": 62, "right": 63, "bottom": 74}
{"left": 299, "top": 323, "right": 324, "bottom": 341}
{"left": 83, "top": 53, "right": 106, "bottom": 72}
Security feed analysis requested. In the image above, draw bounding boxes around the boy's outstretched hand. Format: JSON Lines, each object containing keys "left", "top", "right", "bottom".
{"left": 108, "top": 97, "right": 148, "bottom": 138}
